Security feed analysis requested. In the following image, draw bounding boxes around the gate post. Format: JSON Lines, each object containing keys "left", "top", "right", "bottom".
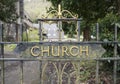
{"left": 0, "top": 21, "right": 5, "bottom": 84}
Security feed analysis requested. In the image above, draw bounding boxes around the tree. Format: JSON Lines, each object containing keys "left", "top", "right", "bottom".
{"left": 48, "top": 0, "right": 118, "bottom": 41}
{"left": 0, "top": 0, "right": 18, "bottom": 22}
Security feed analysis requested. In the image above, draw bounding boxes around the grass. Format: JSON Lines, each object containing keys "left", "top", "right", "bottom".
{"left": 22, "top": 28, "right": 39, "bottom": 42}
{"left": 5, "top": 44, "right": 17, "bottom": 51}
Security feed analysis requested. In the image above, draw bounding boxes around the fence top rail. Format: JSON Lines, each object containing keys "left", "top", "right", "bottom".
{"left": 0, "top": 41, "right": 120, "bottom": 44}
{"left": 37, "top": 18, "right": 82, "bottom": 21}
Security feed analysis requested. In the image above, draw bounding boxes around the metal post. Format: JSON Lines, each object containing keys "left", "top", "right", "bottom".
{"left": 58, "top": 62, "right": 62, "bottom": 84}
{"left": 77, "top": 21, "right": 80, "bottom": 41}
{"left": 20, "top": 23, "right": 23, "bottom": 41}
{"left": 96, "top": 23, "right": 99, "bottom": 41}
{"left": 77, "top": 61, "right": 80, "bottom": 84}
{"left": 58, "top": 21, "right": 62, "bottom": 41}
{"left": 0, "top": 22, "right": 2, "bottom": 41}
{"left": 39, "top": 61, "right": 42, "bottom": 84}
{"left": 58, "top": 4, "right": 62, "bottom": 41}
{"left": 15, "top": 23, "right": 19, "bottom": 42}
{"left": 39, "top": 21, "right": 42, "bottom": 41}
{"left": 19, "top": 0, "right": 24, "bottom": 19}
{"left": 0, "top": 22, "right": 5, "bottom": 84}
{"left": 113, "top": 24, "right": 117, "bottom": 84}
{"left": 96, "top": 23, "right": 99, "bottom": 84}
{"left": 20, "top": 61, "right": 24, "bottom": 84}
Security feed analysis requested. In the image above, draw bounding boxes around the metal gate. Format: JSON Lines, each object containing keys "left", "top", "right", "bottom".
{"left": 0, "top": 5, "right": 120, "bottom": 84}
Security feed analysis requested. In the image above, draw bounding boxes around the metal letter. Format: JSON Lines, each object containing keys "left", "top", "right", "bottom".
{"left": 52, "top": 46, "right": 60, "bottom": 56}
{"left": 41, "top": 46, "right": 50, "bottom": 56}
{"left": 70, "top": 46, "right": 79, "bottom": 56}
{"left": 80, "top": 46, "right": 89, "bottom": 56}
{"left": 31, "top": 46, "right": 40, "bottom": 57}
{"left": 62, "top": 46, "right": 69, "bottom": 56}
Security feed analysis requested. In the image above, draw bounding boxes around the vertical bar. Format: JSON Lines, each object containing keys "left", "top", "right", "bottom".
{"left": 113, "top": 24, "right": 117, "bottom": 84}
{"left": 58, "top": 21, "right": 62, "bottom": 41}
{"left": 19, "top": 0, "right": 24, "bottom": 19}
{"left": 0, "top": 22, "right": 2, "bottom": 41}
{"left": 58, "top": 62, "right": 61, "bottom": 84}
{"left": 77, "top": 61, "right": 80, "bottom": 84}
{"left": 77, "top": 21, "right": 80, "bottom": 42}
{"left": 38, "top": 20, "right": 42, "bottom": 84}
{"left": 0, "top": 22, "right": 5, "bottom": 84}
{"left": 39, "top": 61, "right": 42, "bottom": 84}
{"left": 16, "top": 23, "right": 19, "bottom": 42}
{"left": 96, "top": 23, "right": 99, "bottom": 84}
{"left": 21, "top": 24, "right": 24, "bottom": 41}
{"left": 56, "top": 61, "right": 62, "bottom": 84}
{"left": 96, "top": 23, "right": 99, "bottom": 41}
{"left": 68, "top": 75, "right": 70, "bottom": 84}
{"left": 19, "top": 23, "right": 22, "bottom": 41}
{"left": 39, "top": 21, "right": 42, "bottom": 41}
{"left": 20, "top": 61, "right": 23, "bottom": 84}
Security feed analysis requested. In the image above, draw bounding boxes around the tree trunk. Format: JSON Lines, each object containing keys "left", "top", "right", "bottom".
{"left": 83, "top": 26, "right": 91, "bottom": 41}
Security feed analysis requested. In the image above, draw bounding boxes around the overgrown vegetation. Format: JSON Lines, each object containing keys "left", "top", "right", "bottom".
{"left": 0, "top": 0, "right": 18, "bottom": 22}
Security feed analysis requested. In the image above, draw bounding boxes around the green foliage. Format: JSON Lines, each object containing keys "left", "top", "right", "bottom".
{"left": 62, "top": 22, "right": 76, "bottom": 38}
{"left": 97, "top": 13, "right": 120, "bottom": 71}
{"left": 47, "top": 0, "right": 118, "bottom": 41}
{"left": 0, "top": 0, "right": 18, "bottom": 22}
{"left": 98, "top": 12, "right": 119, "bottom": 41}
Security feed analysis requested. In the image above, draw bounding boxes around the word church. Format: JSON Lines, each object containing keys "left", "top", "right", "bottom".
{"left": 30, "top": 45, "right": 89, "bottom": 57}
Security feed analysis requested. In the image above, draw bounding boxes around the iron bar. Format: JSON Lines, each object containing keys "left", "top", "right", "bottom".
{"left": 96, "top": 23, "right": 100, "bottom": 84}
{"left": 0, "top": 23, "right": 5, "bottom": 84}
{"left": 96, "top": 23, "right": 99, "bottom": 41}
{"left": 0, "top": 41, "right": 120, "bottom": 45}
{"left": 0, "top": 57, "right": 120, "bottom": 61}
{"left": 38, "top": 21, "right": 42, "bottom": 41}
{"left": 39, "top": 61, "right": 42, "bottom": 84}
{"left": 58, "top": 62, "right": 61, "bottom": 84}
{"left": 58, "top": 21, "right": 62, "bottom": 41}
{"left": 113, "top": 24, "right": 118, "bottom": 84}
{"left": 77, "top": 61, "right": 80, "bottom": 84}
{"left": 38, "top": 18, "right": 82, "bottom": 21}
{"left": 20, "top": 61, "right": 24, "bottom": 84}
{"left": 20, "top": 23, "right": 23, "bottom": 41}
{"left": 77, "top": 21, "right": 80, "bottom": 41}
{"left": 0, "top": 22, "right": 2, "bottom": 41}
{"left": 15, "top": 24, "right": 19, "bottom": 42}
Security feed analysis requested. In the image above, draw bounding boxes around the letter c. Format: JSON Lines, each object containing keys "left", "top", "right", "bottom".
{"left": 31, "top": 46, "right": 40, "bottom": 57}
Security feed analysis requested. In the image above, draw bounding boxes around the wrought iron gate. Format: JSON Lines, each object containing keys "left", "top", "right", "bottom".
{"left": 0, "top": 4, "right": 120, "bottom": 84}
{"left": 0, "top": 18, "right": 120, "bottom": 84}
